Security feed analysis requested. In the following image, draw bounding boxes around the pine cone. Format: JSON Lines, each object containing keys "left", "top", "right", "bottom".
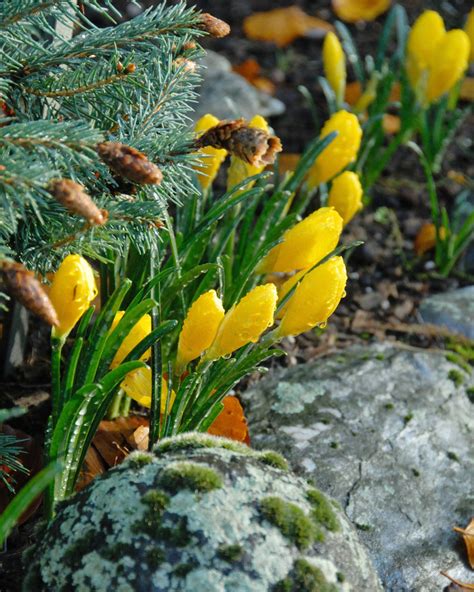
{"left": 97, "top": 142, "right": 163, "bottom": 185}
{"left": 0, "top": 261, "right": 58, "bottom": 327}
{"left": 195, "top": 119, "right": 282, "bottom": 167}
{"left": 198, "top": 13, "right": 230, "bottom": 38}
{"left": 49, "top": 179, "right": 107, "bottom": 226}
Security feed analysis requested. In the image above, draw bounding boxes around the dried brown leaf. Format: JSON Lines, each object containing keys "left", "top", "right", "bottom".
{"left": 454, "top": 518, "right": 474, "bottom": 569}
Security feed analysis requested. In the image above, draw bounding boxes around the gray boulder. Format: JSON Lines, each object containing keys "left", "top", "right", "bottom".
{"left": 419, "top": 286, "right": 474, "bottom": 339}
{"left": 24, "top": 433, "right": 382, "bottom": 592}
{"left": 243, "top": 345, "right": 474, "bottom": 592}
{"left": 193, "top": 51, "right": 285, "bottom": 122}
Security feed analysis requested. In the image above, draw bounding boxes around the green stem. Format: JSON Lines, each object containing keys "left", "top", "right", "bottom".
{"left": 107, "top": 390, "right": 124, "bottom": 419}
{"left": 149, "top": 241, "right": 162, "bottom": 449}
{"left": 50, "top": 335, "right": 65, "bottom": 425}
{"left": 119, "top": 394, "right": 131, "bottom": 417}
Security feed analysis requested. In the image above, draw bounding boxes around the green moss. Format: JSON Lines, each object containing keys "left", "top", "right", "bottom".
{"left": 306, "top": 488, "right": 339, "bottom": 532}
{"left": 355, "top": 522, "right": 372, "bottom": 531}
{"left": 320, "top": 418, "right": 331, "bottom": 425}
{"left": 403, "top": 413, "right": 413, "bottom": 425}
{"left": 445, "top": 353, "right": 472, "bottom": 374}
{"left": 448, "top": 369, "right": 465, "bottom": 386}
{"left": 259, "top": 450, "right": 289, "bottom": 471}
{"left": 62, "top": 530, "right": 95, "bottom": 568}
{"left": 447, "top": 451, "right": 460, "bottom": 462}
{"left": 217, "top": 544, "right": 243, "bottom": 562}
{"left": 142, "top": 489, "right": 170, "bottom": 511}
{"left": 173, "top": 560, "right": 197, "bottom": 578}
{"left": 154, "top": 433, "right": 251, "bottom": 456}
{"left": 259, "top": 497, "right": 321, "bottom": 549}
{"left": 158, "top": 516, "right": 192, "bottom": 547}
{"left": 375, "top": 353, "right": 385, "bottom": 361}
{"left": 100, "top": 542, "right": 132, "bottom": 562}
{"left": 329, "top": 441, "right": 338, "bottom": 449}
{"left": 273, "top": 559, "right": 339, "bottom": 592}
{"left": 411, "top": 468, "right": 420, "bottom": 477}
{"left": 146, "top": 547, "right": 165, "bottom": 570}
{"left": 384, "top": 402, "right": 394, "bottom": 410}
{"left": 467, "top": 387, "right": 474, "bottom": 403}
{"left": 127, "top": 452, "right": 154, "bottom": 468}
{"left": 158, "top": 462, "right": 223, "bottom": 494}
{"left": 336, "top": 572, "right": 345, "bottom": 583}
{"left": 132, "top": 489, "right": 169, "bottom": 539}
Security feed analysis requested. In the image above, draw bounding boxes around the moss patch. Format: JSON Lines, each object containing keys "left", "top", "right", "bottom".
{"left": 100, "top": 542, "right": 133, "bottom": 563}
{"left": 157, "top": 461, "right": 223, "bottom": 494}
{"left": 62, "top": 529, "right": 95, "bottom": 569}
{"left": 127, "top": 451, "right": 154, "bottom": 468}
{"left": 273, "top": 558, "right": 339, "bottom": 592}
{"left": 158, "top": 516, "right": 192, "bottom": 547}
{"left": 259, "top": 497, "right": 321, "bottom": 549}
{"left": 467, "top": 386, "right": 474, "bottom": 403}
{"left": 217, "top": 544, "right": 243, "bottom": 562}
{"left": 146, "top": 547, "right": 165, "bottom": 570}
{"left": 154, "top": 433, "right": 251, "bottom": 456}
{"left": 173, "top": 560, "right": 198, "bottom": 578}
{"left": 306, "top": 488, "right": 339, "bottom": 532}
{"left": 132, "top": 489, "right": 169, "bottom": 539}
{"left": 448, "top": 369, "right": 465, "bottom": 386}
{"left": 259, "top": 450, "right": 289, "bottom": 471}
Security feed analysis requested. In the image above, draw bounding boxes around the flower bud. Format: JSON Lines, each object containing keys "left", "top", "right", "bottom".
{"left": 277, "top": 256, "right": 347, "bottom": 338}
{"left": 176, "top": 290, "right": 225, "bottom": 369}
{"left": 205, "top": 284, "right": 277, "bottom": 359}
{"left": 332, "top": 0, "right": 390, "bottom": 23}
{"left": 425, "top": 30, "right": 470, "bottom": 104}
{"left": 466, "top": 9, "right": 474, "bottom": 63}
{"left": 323, "top": 32, "right": 346, "bottom": 105}
{"left": 120, "top": 366, "right": 175, "bottom": 414}
{"left": 327, "top": 171, "right": 363, "bottom": 225}
{"left": 307, "top": 110, "right": 362, "bottom": 187}
{"left": 49, "top": 254, "right": 97, "bottom": 338}
{"left": 227, "top": 115, "right": 269, "bottom": 192}
{"left": 110, "top": 311, "right": 152, "bottom": 368}
{"left": 258, "top": 207, "right": 343, "bottom": 274}
{"left": 194, "top": 114, "right": 228, "bottom": 190}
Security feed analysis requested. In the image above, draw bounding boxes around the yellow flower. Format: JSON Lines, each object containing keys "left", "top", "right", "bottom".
{"left": 194, "top": 114, "right": 227, "bottom": 189}
{"left": 226, "top": 115, "right": 269, "bottom": 192}
{"left": 258, "top": 207, "right": 343, "bottom": 274}
{"left": 307, "top": 110, "right": 362, "bottom": 187}
{"left": 328, "top": 171, "right": 363, "bottom": 225}
{"left": 323, "top": 32, "right": 346, "bottom": 105}
{"left": 205, "top": 284, "right": 277, "bottom": 359}
{"left": 466, "top": 9, "right": 474, "bottom": 62}
{"left": 49, "top": 254, "right": 97, "bottom": 338}
{"left": 176, "top": 290, "right": 225, "bottom": 369}
{"left": 332, "top": 0, "right": 390, "bottom": 23}
{"left": 406, "top": 10, "right": 446, "bottom": 88}
{"left": 120, "top": 366, "right": 175, "bottom": 414}
{"left": 277, "top": 256, "right": 347, "bottom": 337}
{"left": 425, "top": 30, "right": 470, "bottom": 104}
{"left": 110, "top": 311, "right": 151, "bottom": 368}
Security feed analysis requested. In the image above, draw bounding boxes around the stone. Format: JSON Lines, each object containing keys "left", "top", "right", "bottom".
{"left": 419, "top": 286, "right": 474, "bottom": 339}
{"left": 24, "top": 433, "right": 382, "bottom": 592}
{"left": 243, "top": 345, "right": 474, "bottom": 592}
{"left": 193, "top": 51, "right": 285, "bottom": 122}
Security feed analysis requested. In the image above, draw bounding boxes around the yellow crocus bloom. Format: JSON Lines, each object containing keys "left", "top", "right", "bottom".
{"left": 277, "top": 256, "right": 347, "bottom": 338}
{"left": 327, "top": 171, "right": 363, "bottom": 225}
{"left": 226, "top": 115, "right": 269, "bottom": 192}
{"left": 120, "top": 366, "right": 175, "bottom": 414}
{"left": 49, "top": 254, "right": 97, "bottom": 338}
{"left": 425, "top": 30, "right": 470, "bottom": 104}
{"left": 194, "top": 114, "right": 227, "bottom": 190}
{"left": 307, "top": 110, "right": 362, "bottom": 187}
{"left": 333, "top": 0, "right": 390, "bottom": 23}
{"left": 110, "top": 311, "right": 151, "bottom": 368}
{"left": 323, "top": 32, "right": 346, "bottom": 105}
{"left": 466, "top": 9, "right": 474, "bottom": 62}
{"left": 176, "top": 290, "right": 225, "bottom": 369}
{"left": 258, "top": 207, "right": 343, "bottom": 274}
{"left": 205, "top": 284, "right": 277, "bottom": 359}
{"left": 406, "top": 10, "right": 446, "bottom": 90}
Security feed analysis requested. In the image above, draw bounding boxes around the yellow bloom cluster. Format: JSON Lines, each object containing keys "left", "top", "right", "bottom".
{"left": 407, "top": 10, "right": 470, "bottom": 105}
{"left": 307, "top": 110, "right": 362, "bottom": 187}
{"left": 332, "top": 0, "right": 390, "bottom": 23}
{"left": 110, "top": 311, "right": 151, "bottom": 368}
{"left": 121, "top": 366, "right": 175, "bottom": 413}
{"left": 49, "top": 254, "right": 97, "bottom": 339}
{"left": 466, "top": 9, "right": 474, "bottom": 63}
{"left": 323, "top": 32, "right": 346, "bottom": 105}
{"left": 226, "top": 115, "right": 270, "bottom": 192}
{"left": 327, "top": 171, "right": 363, "bottom": 225}
{"left": 193, "top": 114, "right": 227, "bottom": 189}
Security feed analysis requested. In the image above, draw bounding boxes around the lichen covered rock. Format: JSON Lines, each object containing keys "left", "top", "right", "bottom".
{"left": 24, "top": 433, "right": 382, "bottom": 592}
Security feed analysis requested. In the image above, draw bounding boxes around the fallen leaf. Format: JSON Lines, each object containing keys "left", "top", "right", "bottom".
{"left": 243, "top": 6, "right": 333, "bottom": 47}
{"left": 383, "top": 114, "right": 401, "bottom": 135}
{"left": 233, "top": 59, "right": 277, "bottom": 95}
{"left": 414, "top": 222, "right": 446, "bottom": 256}
{"left": 453, "top": 518, "right": 474, "bottom": 569}
{"left": 208, "top": 396, "right": 250, "bottom": 445}
{"left": 253, "top": 77, "right": 277, "bottom": 95}
{"left": 441, "top": 571, "right": 474, "bottom": 590}
{"left": 460, "top": 77, "right": 474, "bottom": 101}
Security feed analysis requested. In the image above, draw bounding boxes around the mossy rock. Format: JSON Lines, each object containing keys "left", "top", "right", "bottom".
{"left": 24, "top": 433, "right": 382, "bottom": 592}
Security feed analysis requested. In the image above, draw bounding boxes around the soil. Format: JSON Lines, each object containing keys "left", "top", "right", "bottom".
{"left": 1, "top": 1, "right": 473, "bottom": 590}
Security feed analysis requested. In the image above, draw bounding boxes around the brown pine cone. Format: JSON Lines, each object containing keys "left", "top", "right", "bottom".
{"left": 97, "top": 142, "right": 163, "bottom": 185}
{"left": 0, "top": 261, "right": 58, "bottom": 327}
{"left": 198, "top": 13, "right": 230, "bottom": 38}
{"left": 49, "top": 179, "right": 107, "bottom": 226}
